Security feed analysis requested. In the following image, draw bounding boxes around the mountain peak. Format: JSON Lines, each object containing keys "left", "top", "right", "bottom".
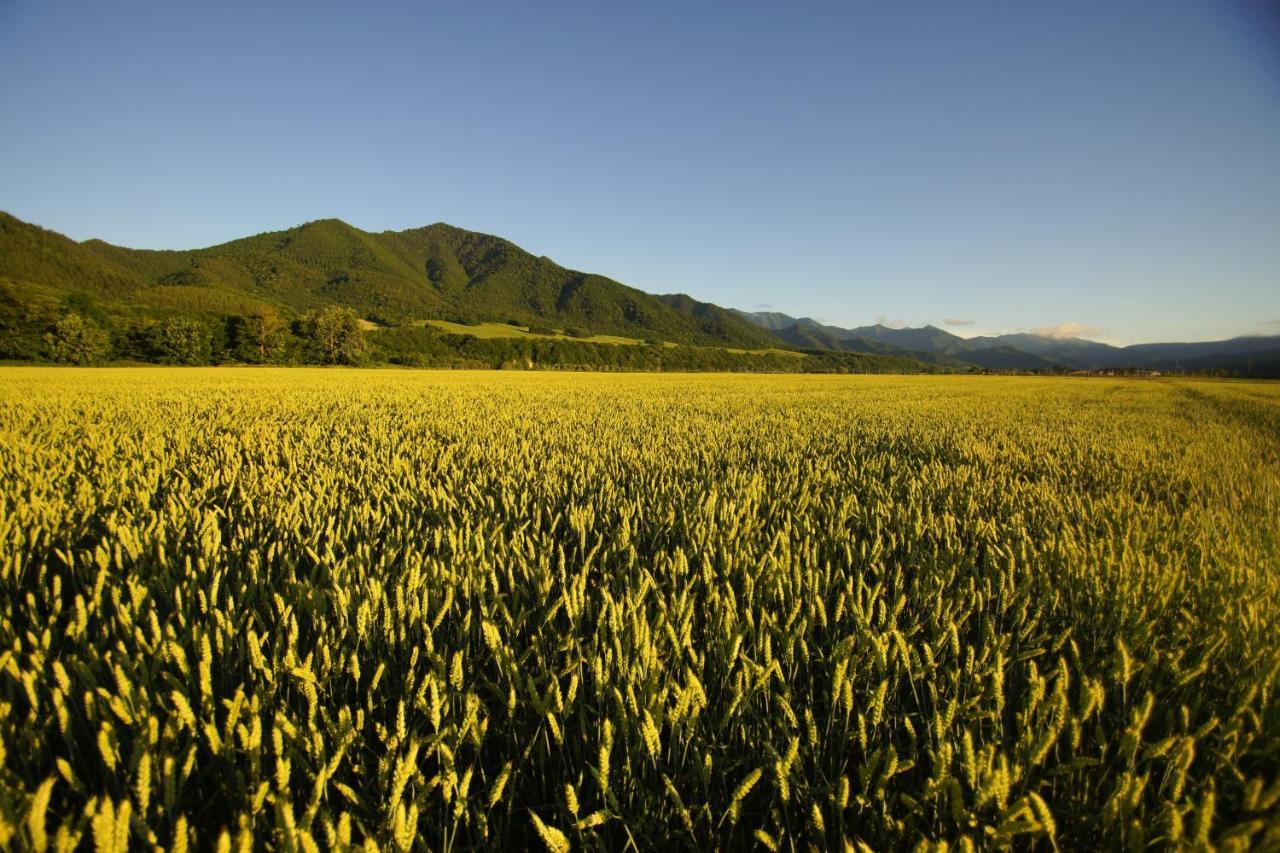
{"left": 0, "top": 209, "right": 780, "bottom": 350}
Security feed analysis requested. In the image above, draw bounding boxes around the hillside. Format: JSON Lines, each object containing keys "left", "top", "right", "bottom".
{"left": 0, "top": 212, "right": 779, "bottom": 349}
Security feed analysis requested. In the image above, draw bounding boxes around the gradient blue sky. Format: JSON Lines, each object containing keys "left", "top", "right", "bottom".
{"left": 2, "top": 1, "right": 1279, "bottom": 344}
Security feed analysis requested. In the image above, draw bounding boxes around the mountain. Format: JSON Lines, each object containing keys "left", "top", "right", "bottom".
{"left": 733, "top": 309, "right": 1280, "bottom": 373}
{"left": 0, "top": 212, "right": 779, "bottom": 349}
{"left": 1159, "top": 347, "right": 1280, "bottom": 378}
{"left": 840, "top": 323, "right": 975, "bottom": 358}
{"left": 731, "top": 311, "right": 1013, "bottom": 366}
{"left": 768, "top": 323, "right": 863, "bottom": 352}
{"left": 734, "top": 311, "right": 882, "bottom": 346}
{"left": 960, "top": 333, "right": 1120, "bottom": 370}
{"left": 973, "top": 333, "right": 1280, "bottom": 371}
{"left": 733, "top": 310, "right": 814, "bottom": 332}
{"left": 726, "top": 312, "right": 963, "bottom": 366}
{"left": 958, "top": 346, "right": 1057, "bottom": 371}
{"left": 1112, "top": 336, "right": 1280, "bottom": 367}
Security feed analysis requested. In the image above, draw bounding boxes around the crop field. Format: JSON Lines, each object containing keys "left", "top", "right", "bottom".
{"left": 0, "top": 368, "right": 1278, "bottom": 851}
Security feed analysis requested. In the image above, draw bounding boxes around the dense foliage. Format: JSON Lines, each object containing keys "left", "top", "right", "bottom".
{"left": 2, "top": 295, "right": 935, "bottom": 373}
{"left": 42, "top": 313, "right": 110, "bottom": 364}
{"left": 0, "top": 370, "right": 1277, "bottom": 850}
{"left": 298, "top": 307, "right": 368, "bottom": 366}
{"left": 368, "top": 328, "right": 933, "bottom": 374}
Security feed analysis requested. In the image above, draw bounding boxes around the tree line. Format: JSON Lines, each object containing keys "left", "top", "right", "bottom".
{"left": 28, "top": 306, "right": 367, "bottom": 366}
{"left": 8, "top": 303, "right": 942, "bottom": 374}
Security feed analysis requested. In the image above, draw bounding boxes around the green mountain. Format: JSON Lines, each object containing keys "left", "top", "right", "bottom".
{"left": 768, "top": 323, "right": 857, "bottom": 351}
{"left": 961, "top": 332, "right": 1121, "bottom": 370}
{"left": 759, "top": 322, "right": 957, "bottom": 366}
{"left": 958, "top": 345, "right": 1056, "bottom": 371}
{"left": 1143, "top": 347, "right": 1280, "bottom": 378}
{"left": 0, "top": 212, "right": 779, "bottom": 348}
{"left": 842, "top": 323, "right": 976, "bottom": 357}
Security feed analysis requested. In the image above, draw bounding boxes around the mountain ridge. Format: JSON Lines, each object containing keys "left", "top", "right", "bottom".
{"left": 0, "top": 211, "right": 779, "bottom": 349}
{"left": 732, "top": 309, "right": 1280, "bottom": 373}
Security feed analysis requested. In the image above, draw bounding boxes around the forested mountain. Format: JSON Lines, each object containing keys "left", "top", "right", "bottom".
{"left": 0, "top": 212, "right": 778, "bottom": 348}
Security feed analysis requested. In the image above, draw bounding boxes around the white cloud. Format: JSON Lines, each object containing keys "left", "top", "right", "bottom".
{"left": 944, "top": 318, "right": 974, "bottom": 326}
{"left": 874, "top": 314, "right": 906, "bottom": 329}
{"left": 752, "top": 303, "right": 774, "bottom": 310}
{"left": 1031, "top": 321, "right": 1102, "bottom": 340}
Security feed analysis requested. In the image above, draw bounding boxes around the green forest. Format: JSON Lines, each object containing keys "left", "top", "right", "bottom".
{"left": 5, "top": 298, "right": 935, "bottom": 374}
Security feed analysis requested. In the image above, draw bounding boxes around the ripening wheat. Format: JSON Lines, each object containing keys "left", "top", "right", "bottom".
{"left": 0, "top": 367, "right": 1277, "bottom": 850}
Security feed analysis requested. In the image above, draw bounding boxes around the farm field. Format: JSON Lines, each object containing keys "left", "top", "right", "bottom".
{"left": 0, "top": 368, "right": 1278, "bottom": 850}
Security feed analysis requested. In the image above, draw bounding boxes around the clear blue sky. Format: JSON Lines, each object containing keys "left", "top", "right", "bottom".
{"left": 2, "top": 1, "right": 1278, "bottom": 344}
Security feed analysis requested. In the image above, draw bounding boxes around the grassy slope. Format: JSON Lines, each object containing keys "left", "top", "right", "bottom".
{"left": 422, "top": 319, "right": 645, "bottom": 345}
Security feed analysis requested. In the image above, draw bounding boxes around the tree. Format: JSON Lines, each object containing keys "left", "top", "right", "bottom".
{"left": 146, "top": 317, "right": 212, "bottom": 365}
{"left": 1, "top": 283, "right": 47, "bottom": 361}
{"left": 227, "top": 308, "right": 286, "bottom": 363}
{"left": 299, "top": 306, "right": 366, "bottom": 365}
{"left": 44, "top": 313, "right": 110, "bottom": 364}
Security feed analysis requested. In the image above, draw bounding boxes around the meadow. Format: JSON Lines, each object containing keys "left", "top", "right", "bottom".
{"left": 419, "top": 320, "right": 650, "bottom": 345}
{"left": 0, "top": 368, "right": 1277, "bottom": 850}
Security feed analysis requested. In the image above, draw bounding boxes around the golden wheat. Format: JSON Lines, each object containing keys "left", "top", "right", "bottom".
{"left": 0, "top": 368, "right": 1276, "bottom": 849}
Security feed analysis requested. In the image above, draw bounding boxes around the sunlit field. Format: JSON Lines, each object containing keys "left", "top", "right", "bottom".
{"left": 1, "top": 369, "right": 1277, "bottom": 850}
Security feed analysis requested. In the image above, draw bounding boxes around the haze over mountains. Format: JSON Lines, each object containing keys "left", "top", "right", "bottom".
{"left": 2, "top": 210, "right": 1277, "bottom": 374}
{"left": 734, "top": 312, "right": 1280, "bottom": 374}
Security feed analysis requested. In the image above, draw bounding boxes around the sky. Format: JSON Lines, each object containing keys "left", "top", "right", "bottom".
{"left": 1, "top": 1, "right": 1279, "bottom": 344}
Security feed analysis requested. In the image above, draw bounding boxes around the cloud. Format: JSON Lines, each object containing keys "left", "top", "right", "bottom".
{"left": 1263, "top": 318, "right": 1280, "bottom": 326}
{"left": 874, "top": 314, "right": 906, "bottom": 329}
{"left": 1031, "top": 321, "right": 1103, "bottom": 340}
{"left": 752, "top": 303, "right": 774, "bottom": 310}
{"left": 944, "top": 318, "right": 974, "bottom": 326}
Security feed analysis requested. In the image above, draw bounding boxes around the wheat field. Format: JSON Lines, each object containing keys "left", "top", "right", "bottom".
{"left": 0, "top": 368, "right": 1277, "bottom": 850}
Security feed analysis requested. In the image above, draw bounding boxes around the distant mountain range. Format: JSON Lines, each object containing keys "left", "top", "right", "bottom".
{"left": 732, "top": 310, "right": 1280, "bottom": 374}
{"left": 1, "top": 210, "right": 1275, "bottom": 374}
